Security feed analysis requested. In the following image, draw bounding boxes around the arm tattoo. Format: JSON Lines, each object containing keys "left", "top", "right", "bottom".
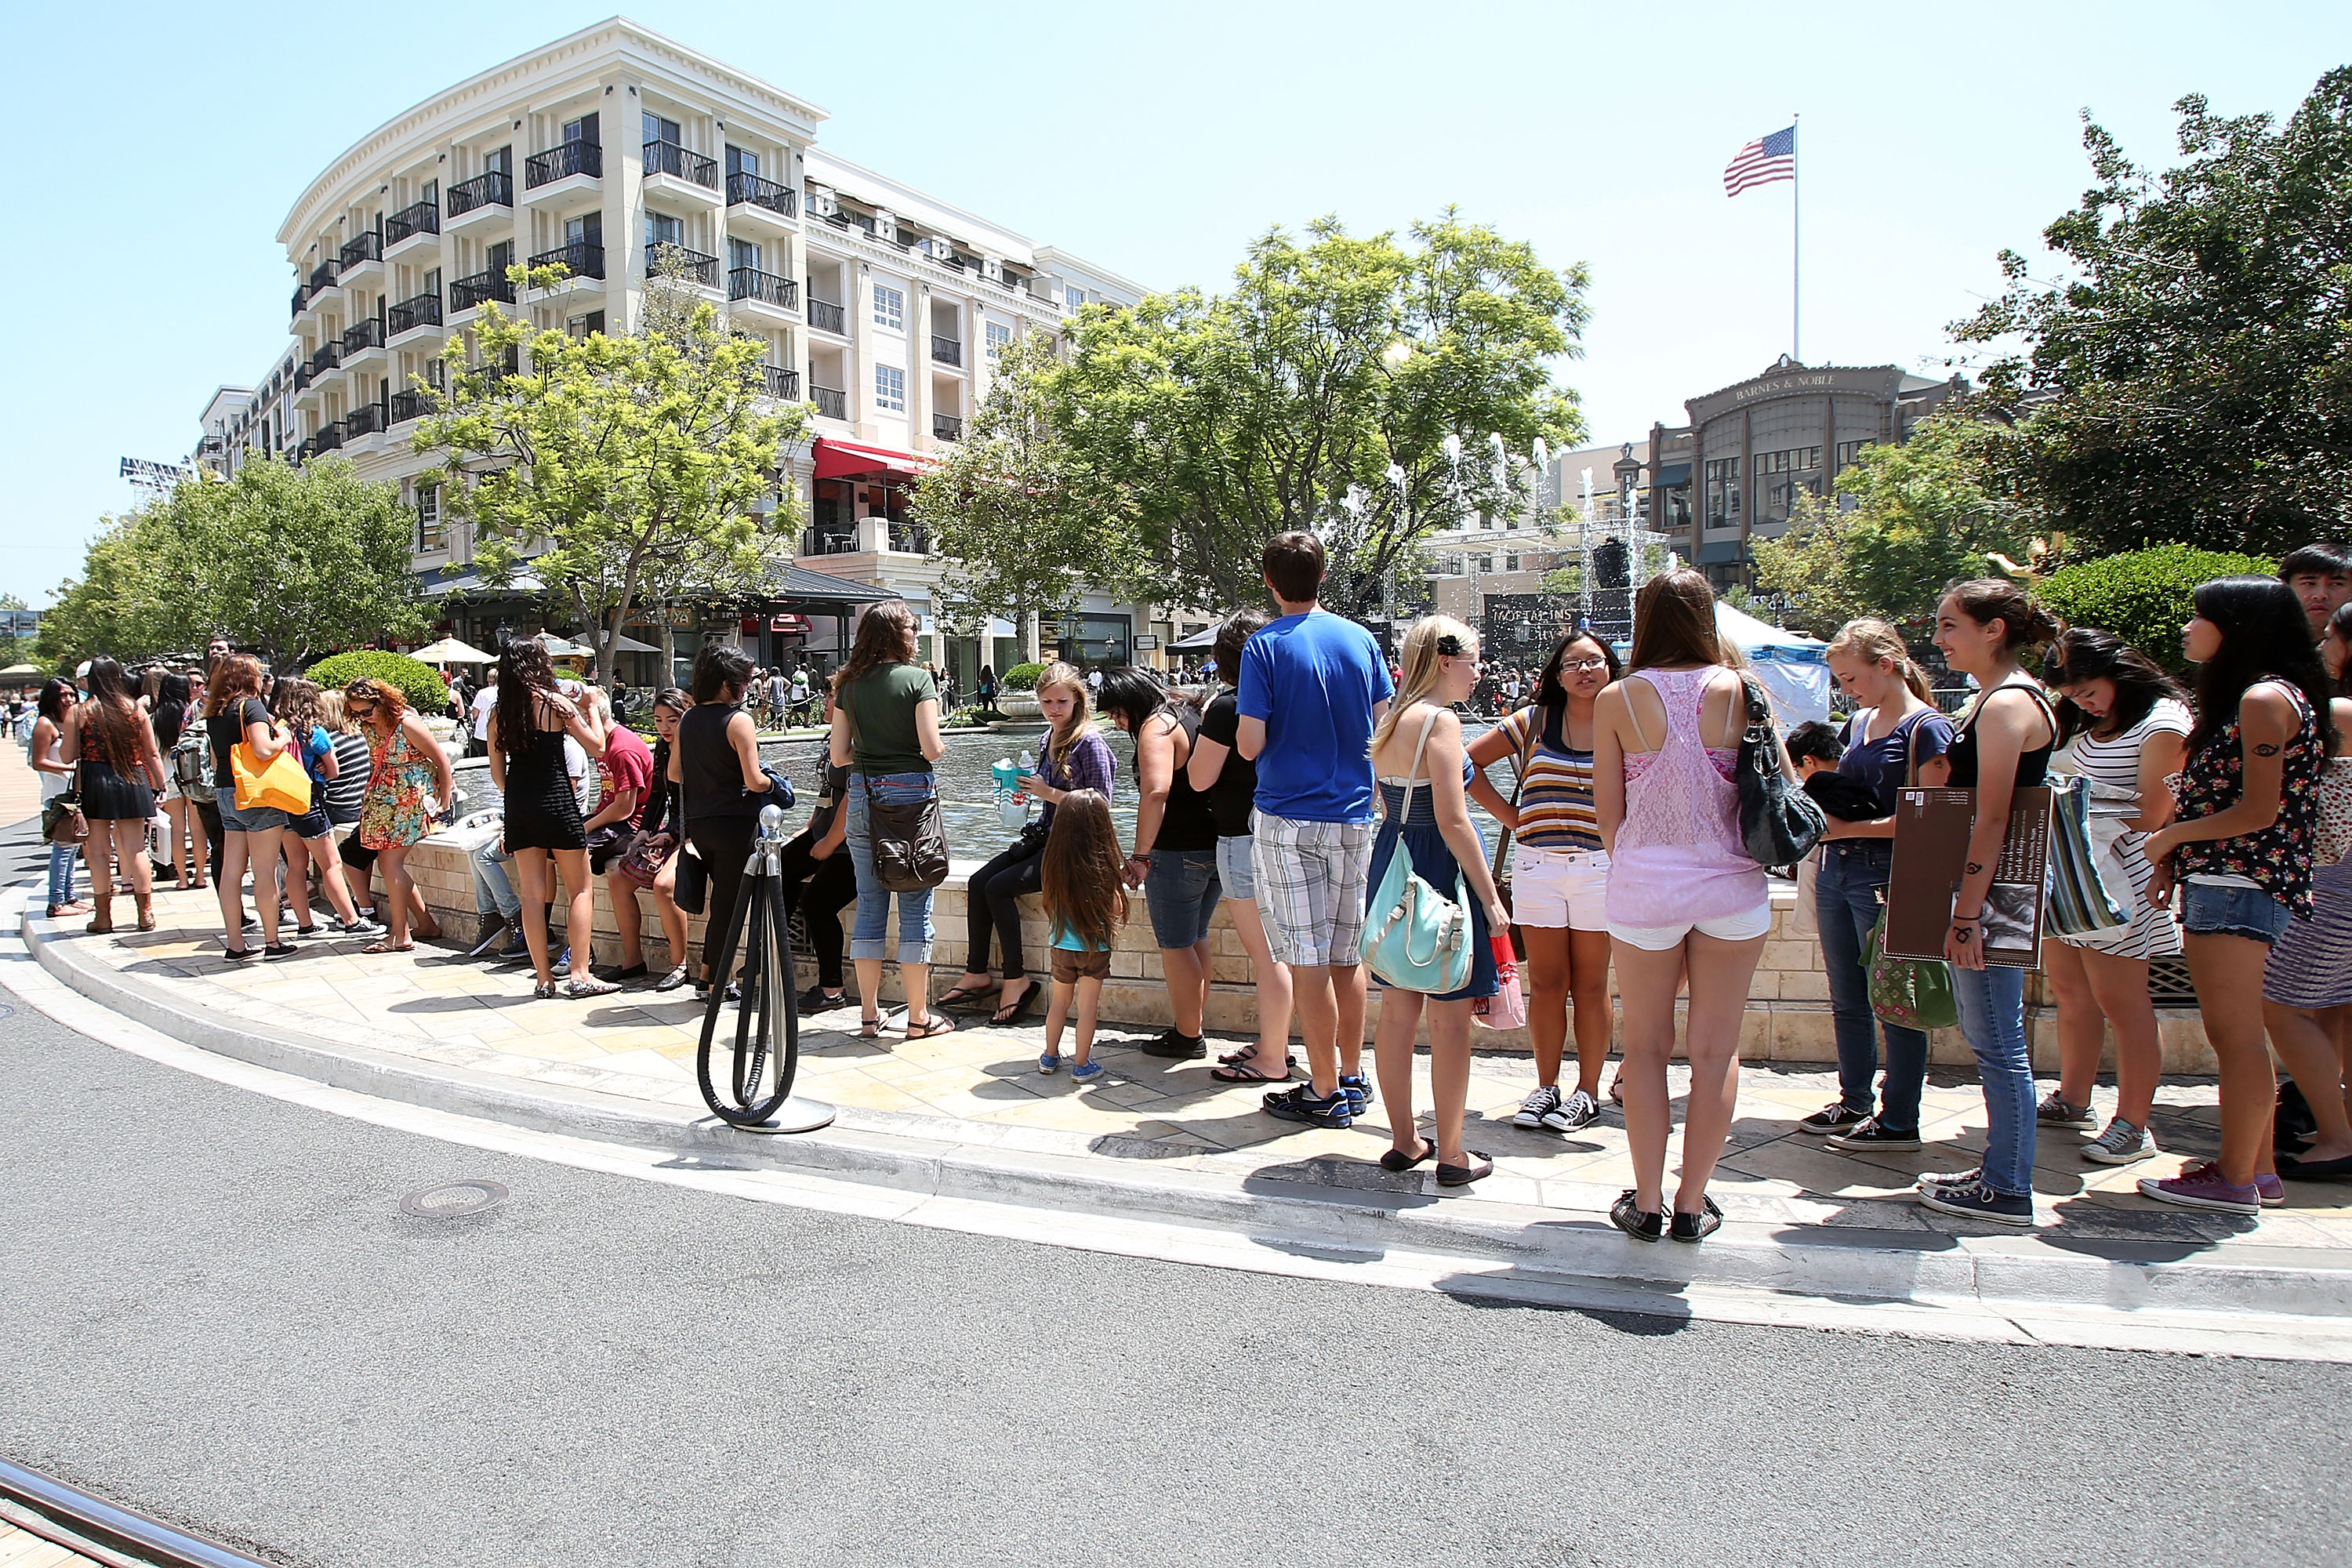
{"left": 2254, "top": 742, "right": 2281, "bottom": 757}
{"left": 1966, "top": 861, "right": 1984, "bottom": 875}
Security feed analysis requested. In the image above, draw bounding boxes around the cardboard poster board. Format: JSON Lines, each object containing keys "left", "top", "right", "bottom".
{"left": 1886, "top": 786, "right": 2052, "bottom": 967}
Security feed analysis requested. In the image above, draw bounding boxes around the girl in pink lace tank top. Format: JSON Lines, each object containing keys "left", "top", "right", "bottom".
{"left": 1606, "top": 665, "right": 1765, "bottom": 927}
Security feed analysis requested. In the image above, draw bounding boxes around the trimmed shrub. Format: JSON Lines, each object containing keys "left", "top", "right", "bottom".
{"left": 304, "top": 649, "right": 452, "bottom": 713}
{"left": 2038, "top": 546, "right": 2274, "bottom": 673}
{"left": 1000, "top": 661, "right": 1048, "bottom": 691}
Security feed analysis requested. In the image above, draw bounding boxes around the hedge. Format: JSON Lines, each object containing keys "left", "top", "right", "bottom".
{"left": 303, "top": 649, "right": 452, "bottom": 714}
{"left": 1000, "top": 662, "right": 1048, "bottom": 691}
{"left": 2038, "top": 546, "right": 2274, "bottom": 673}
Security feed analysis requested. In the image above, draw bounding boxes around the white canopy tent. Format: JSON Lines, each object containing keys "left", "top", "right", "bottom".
{"left": 1715, "top": 601, "right": 1832, "bottom": 727}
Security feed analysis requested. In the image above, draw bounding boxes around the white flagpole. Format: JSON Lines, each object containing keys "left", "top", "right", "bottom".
{"left": 1791, "top": 114, "right": 1802, "bottom": 362}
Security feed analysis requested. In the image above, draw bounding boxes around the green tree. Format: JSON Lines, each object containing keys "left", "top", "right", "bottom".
{"left": 1045, "top": 212, "right": 1586, "bottom": 618}
{"left": 912, "top": 332, "right": 1145, "bottom": 660}
{"left": 1955, "top": 71, "right": 2352, "bottom": 555}
{"left": 39, "top": 510, "right": 183, "bottom": 666}
{"left": 414, "top": 254, "right": 807, "bottom": 686}
{"left": 1750, "top": 412, "right": 2038, "bottom": 639}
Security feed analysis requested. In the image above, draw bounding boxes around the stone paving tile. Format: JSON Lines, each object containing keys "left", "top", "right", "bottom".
{"left": 40, "top": 884, "right": 2352, "bottom": 1255}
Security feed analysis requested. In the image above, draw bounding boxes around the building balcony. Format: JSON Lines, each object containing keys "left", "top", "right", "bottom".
{"left": 932, "top": 412, "right": 963, "bottom": 442}
{"left": 642, "top": 140, "right": 720, "bottom": 204}
{"left": 646, "top": 243, "right": 717, "bottom": 287}
{"left": 532, "top": 241, "right": 606, "bottom": 282}
{"left": 811, "top": 385, "right": 847, "bottom": 420}
{"left": 448, "top": 270, "right": 517, "bottom": 317}
{"left": 931, "top": 335, "right": 964, "bottom": 368}
{"left": 290, "top": 282, "right": 310, "bottom": 321}
{"left": 337, "top": 229, "right": 383, "bottom": 285}
{"left": 523, "top": 140, "right": 601, "bottom": 199}
{"left": 806, "top": 298, "right": 847, "bottom": 336}
{"left": 306, "top": 341, "right": 343, "bottom": 379}
{"left": 389, "top": 389, "right": 433, "bottom": 425}
{"left": 887, "top": 523, "right": 929, "bottom": 554}
{"left": 445, "top": 170, "right": 514, "bottom": 232}
{"left": 800, "top": 527, "right": 860, "bottom": 556}
{"left": 725, "top": 172, "right": 798, "bottom": 233}
{"left": 728, "top": 266, "right": 798, "bottom": 325}
{"left": 304, "top": 420, "right": 345, "bottom": 459}
{"left": 758, "top": 365, "right": 800, "bottom": 401}
{"left": 384, "top": 199, "right": 439, "bottom": 256}
{"left": 387, "top": 290, "right": 444, "bottom": 342}
{"left": 344, "top": 402, "right": 387, "bottom": 440}
{"left": 340, "top": 316, "right": 387, "bottom": 368}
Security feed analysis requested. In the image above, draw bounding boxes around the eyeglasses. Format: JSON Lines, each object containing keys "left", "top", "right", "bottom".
{"left": 1561, "top": 659, "right": 1610, "bottom": 673}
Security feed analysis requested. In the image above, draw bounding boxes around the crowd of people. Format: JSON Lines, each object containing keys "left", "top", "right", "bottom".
{"left": 20, "top": 536, "right": 2352, "bottom": 1234}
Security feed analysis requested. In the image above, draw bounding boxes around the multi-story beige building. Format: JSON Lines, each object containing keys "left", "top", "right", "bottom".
{"left": 203, "top": 17, "right": 1147, "bottom": 690}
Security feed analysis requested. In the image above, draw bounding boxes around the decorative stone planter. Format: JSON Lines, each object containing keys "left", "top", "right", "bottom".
{"left": 991, "top": 692, "right": 1042, "bottom": 719}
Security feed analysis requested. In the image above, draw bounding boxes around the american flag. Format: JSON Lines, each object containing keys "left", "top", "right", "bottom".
{"left": 1724, "top": 125, "right": 1796, "bottom": 196}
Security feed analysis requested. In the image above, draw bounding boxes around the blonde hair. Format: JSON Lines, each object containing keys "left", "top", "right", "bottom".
{"left": 318, "top": 690, "right": 354, "bottom": 735}
{"left": 1035, "top": 659, "right": 1093, "bottom": 766}
{"left": 1370, "top": 615, "right": 1475, "bottom": 756}
{"left": 1827, "top": 617, "right": 1932, "bottom": 702}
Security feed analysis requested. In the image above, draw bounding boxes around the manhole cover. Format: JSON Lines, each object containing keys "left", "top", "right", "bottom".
{"left": 398, "top": 1179, "right": 509, "bottom": 1218}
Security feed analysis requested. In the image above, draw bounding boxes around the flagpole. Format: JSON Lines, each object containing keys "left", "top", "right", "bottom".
{"left": 1791, "top": 113, "right": 1801, "bottom": 362}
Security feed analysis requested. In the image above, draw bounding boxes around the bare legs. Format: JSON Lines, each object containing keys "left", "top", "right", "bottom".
{"left": 1521, "top": 925, "right": 1614, "bottom": 1099}
{"left": 2043, "top": 940, "right": 2162, "bottom": 1129}
{"left": 1373, "top": 991, "right": 1477, "bottom": 1164}
{"left": 2184, "top": 932, "right": 2280, "bottom": 1187}
{"left": 376, "top": 843, "right": 418, "bottom": 949}
{"left": 516, "top": 846, "right": 598, "bottom": 986}
{"left": 1222, "top": 895, "right": 1294, "bottom": 1069}
{"left": 1613, "top": 931, "right": 1766, "bottom": 1217}
{"left": 1293, "top": 963, "right": 1367, "bottom": 1098}
{"left": 164, "top": 797, "right": 206, "bottom": 887}
{"left": 2267, "top": 1001, "right": 2352, "bottom": 1163}
{"left": 1159, "top": 935, "right": 1214, "bottom": 1038}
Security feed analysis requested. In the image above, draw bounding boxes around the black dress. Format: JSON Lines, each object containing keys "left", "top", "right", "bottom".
{"left": 78, "top": 707, "right": 155, "bottom": 822}
{"left": 502, "top": 705, "right": 586, "bottom": 851}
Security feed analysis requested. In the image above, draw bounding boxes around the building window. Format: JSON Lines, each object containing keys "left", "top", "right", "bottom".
{"left": 567, "top": 310, "right": 604, "bottom": 339}
{"left": 726, "top": 144, "right": 757, "bottom": 178}
{"left": 644, "top": 111, "right": 681, "bottom": 147}
{"left": 876, "top": 365, "right": 905, "bottom": 412}
{"left": 416, "top": 485, "right": 443, "bottom": 553}
{"left": 1755, "top": 447, "right": 1820, "bottom": 475}
{"left": 1704, "top": 458, "right": 1742, "bottom": 528}
{"left": 562, "top": 112, "right": 599, "bottom": 147}
{"left": 1475, "top": 554, "right": 1494, "bottom": 574}
{"left": 1065, "top": 285, "right": 1085, "bottom": 309}
{"left": 729, "top": 238, "right": 760, "bottom": 272}
{"left": 985, "top": 321, "right": 1011, "bottom": 360}
{"left": 1504, "top": 554, "right": 1521, "bottom": 572}
{"left": 873, "top": 285, "right": 904, "bottom": 330}
{"left": 1836, "top": 439, "right": 1871, "bottom": 467}
{"left": 645, "top": 212, "right": 682, "bottom": 248}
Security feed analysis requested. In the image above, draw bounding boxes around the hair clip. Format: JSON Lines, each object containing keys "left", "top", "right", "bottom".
{"left": 1435, "top": 634, "right": 1466, "bottom": 657}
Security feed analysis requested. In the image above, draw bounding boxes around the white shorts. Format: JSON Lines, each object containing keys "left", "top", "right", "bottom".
{"left": 1610, "top": 902, "right": 1774, "bottom": 952}
{"left": 1510, "top": 845, "right": 1610, "bottom": 931}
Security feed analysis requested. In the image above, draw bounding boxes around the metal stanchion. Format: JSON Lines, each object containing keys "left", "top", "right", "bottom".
{"left": 695, "top": 802, "right": 834, "bottom": 1134}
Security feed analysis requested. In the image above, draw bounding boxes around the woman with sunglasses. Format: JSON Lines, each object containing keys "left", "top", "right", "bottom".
{"left": 343, "top": 677, "right": 455, "bottom": 954}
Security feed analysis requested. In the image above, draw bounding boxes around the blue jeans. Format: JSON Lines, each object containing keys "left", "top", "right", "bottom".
{"left": 473, "top": 837, "right": 521, "bottom": 921}
{"left": 844, "top": 770, "right": 936, "bottom": 964}
{"left": 1952, "top": 962, "right": 2034, "bottom": 1196}
{"left": 48, "top": 841, "right": 78, "bottom": 908}
{"left": 1145, "top": 848, "right": 1221, "bottom": 949}
{"left": 1814, "top": 841, "right": 1927, "bottom": 1131}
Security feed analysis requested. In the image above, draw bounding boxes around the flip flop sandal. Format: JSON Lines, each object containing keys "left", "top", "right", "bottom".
{"left": 1378, "top": 1136, "right": 1437, "bottom": 1174}
{"left": 935, "top": 984, "right": 999, "bottom": 1009}
{"left": 363, "top": 940, "right": 415, "bottom": 954}
{"left": 1211, "top": 1057, "right": 1293, "bottom": 1084}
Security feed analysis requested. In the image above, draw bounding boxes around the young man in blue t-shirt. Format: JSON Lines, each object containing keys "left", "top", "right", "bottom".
{"left": 1236, "top": 531, "right": 1393, "bottom": 1127}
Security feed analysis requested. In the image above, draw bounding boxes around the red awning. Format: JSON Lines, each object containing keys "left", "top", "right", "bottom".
{"left": 812, "top": 437, "right": 938, "bottom": 481}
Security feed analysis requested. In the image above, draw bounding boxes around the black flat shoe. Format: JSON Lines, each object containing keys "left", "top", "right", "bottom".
{"left": 1436, "top": 1152, "right": 1494, "bottom": 1187}
{"left": 262, "top": 943, "right": 298, "bottom": 959}
{"left": 1378, "top": 1137, "right": 1436, "bottom": 1174}
{"left": 1670, "top": 1196, "right": 1724, "bottom": 1243}
{"left": 1609, "top": 1189, "right": 1664, "bottom": 1242}
{"left": 2278, "top": 1152, "right": 2352, "bottom": 1181}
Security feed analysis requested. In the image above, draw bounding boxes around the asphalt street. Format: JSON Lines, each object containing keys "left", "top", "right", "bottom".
{"left": 3, "top": 822, "right": 2350, "bottom": 1566}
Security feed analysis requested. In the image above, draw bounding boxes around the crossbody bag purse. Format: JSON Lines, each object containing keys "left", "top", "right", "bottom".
{"left": 1359, "top": 707, "right": 1473, "bottom": 995}
{"left": 672, "top": 739, "right": 708, "bottom": 915}
{"left": 849, "top": 687, "right": 949, "bottom": 892}
{"left": 1866, "top": 711, "right": 1958, "bottom": 1031}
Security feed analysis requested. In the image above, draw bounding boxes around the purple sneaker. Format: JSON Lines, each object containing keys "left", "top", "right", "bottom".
{"left": 2256, "top": 1172, "right": 2285, "bottom": 1208}
{"left": 2138, "top": 1161, "right": 2262, "bottom": 1215}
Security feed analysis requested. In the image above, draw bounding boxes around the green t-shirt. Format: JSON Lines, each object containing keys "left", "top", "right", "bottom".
{"left": 841, "top": 662, "right": 938, "bottom": 775}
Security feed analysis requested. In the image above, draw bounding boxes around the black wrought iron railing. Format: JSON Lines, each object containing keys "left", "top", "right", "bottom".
{"left": 888, "top": 523, "right": 929, "bottom": 554}
{"left": 384, "top": 199, "right": 439, "bottom": 245}
{"left": 307, "top": 341, "right": 343, "bottom": 376}
{"left": 932, "top": 412, "right": 963, "bottom": 441}
{"left": 807, "top": 299, "right": 845, "bottom": 335}
{"left": 293, "top": 363, "right": 313, "bottom": 390}
{"left": 448, "top": 270, "right": 517, "bottom": 312}
{"left": 339, "top": 229, "right": 382, "bottom": 268}
{"left": 445, "top": 169, "right": 513, "bottom": 216}
{"left": 725, "top": 170, "right": 798, "bottom": 216}
{"left": 341, "top": 318, "right": 385, "bottom": 356}
{"left": 389, "top": 389, "right": 432, "bottom": 423}
{"left": 643, "top": 139, "right": 717, "bottom": 187}
{"left": 647, "top": 244, "right": 717, "bottom": 285}
{"left": 532, "top": 241, "right": 606, "bottom": 280}
{"left": 760, "top": 365, "right": 800, "bottom": 401}
{"left": 344, "top": 402, "right": 387, "bottom": 437}
{"left": 931, "top": 335, "right": 962, "bottom": 367}
{"left": 312, "top": 420, "right": 345, "bottom": 453}
{"left": 307, "top": 260, "right": 338, "bottom": 292}
{"left": 524, "top": 139, "right": 601, "bottom": 187}
{"left": 728, "top": 267, "right": 798, "bottom": 308}
{"left": 811, "top": 385, "right": 847, "bottom": 419}
{"left": 290, "top": 284, "right": 310, "bottom": 319}
{"left": 800, "top": 528, "right": 858, "bottom": 555}
{"left": 388, "top": 290, "right": 443, "bottom": 335}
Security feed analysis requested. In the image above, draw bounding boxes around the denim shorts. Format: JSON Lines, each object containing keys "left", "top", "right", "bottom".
{"left": 1145, "top": 848, "right": 1221, "bottom": 949}
{"left": 1214, "top": 835, "right": 1255, "bottom": 902}
{"left": 2180, "top": 880, "right": 2296, "bottom": 946}
{"left": 216, "top": 800, "right": 292, "bottom": 833}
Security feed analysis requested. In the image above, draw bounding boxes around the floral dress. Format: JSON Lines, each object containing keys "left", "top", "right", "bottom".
{"left": 358, "top": 720, "right": 437, "bottom": 850}
{"left": 2174, "top": 681, "right": 2324, "bottom": 916}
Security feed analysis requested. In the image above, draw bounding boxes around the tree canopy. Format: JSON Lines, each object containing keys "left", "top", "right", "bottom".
{"left": 414, "top": 254, "right": 806, "bottom": 685}
{"left": 1955, "top": 69, "right": 2352, "bottom": 555}
{"left": 1041, "top": 212, "right": 1586, "bottom": 618}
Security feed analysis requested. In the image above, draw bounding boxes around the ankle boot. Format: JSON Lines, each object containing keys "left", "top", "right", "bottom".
{"left": 86, "top": 893, "right": 114, "bottom": 935}
{"left": 136, "top": 891, "right": 156, "bottom": 931}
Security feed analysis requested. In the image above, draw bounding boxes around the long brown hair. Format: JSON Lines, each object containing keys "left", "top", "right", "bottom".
{"left": 272, "top": 677, "right": 328, "bottom": 741}
{"left": 79, "top": 655, "right": 144, "bottom": 770}
{"left": 495, "top": 639, "right": 561, "bottom": 756}
{"left": 1034, "top": 659, "right": 1093, "bottom": 768}
{"left": 1040, "top": 788, "right": 1127, "bottom": 953}
{"left": 836, "top": 602, "right": 916, "bottom": 694}
{"left": 205, "top": 653, "right": 267, "bottom": 717}
{"left": 1627, "top": 568, "right": 1740, "bottom": 673}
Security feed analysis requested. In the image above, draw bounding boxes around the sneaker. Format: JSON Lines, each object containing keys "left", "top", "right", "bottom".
{"left": 1917, "top": 1166, "right": 1984, "bottom": 1192}
{"left": 341, "top": 914, "right": 387, "bottom": 938}
{"left": 1826, "top": 1117, "right": 1924, "bottom": 1152}
{"left": 2256, "top": 1173, "right": 2286, "bottom": 1208}
{"left": 495, "top": 930, "right": 531, "bottom": 963}
{"left": 1264, "top": 1084, "right": 1354, "bottom": 1128}
{"left": 551, "top": 947, "right": 572, "bottom": 978}
{"left": 798, "top": 985, "right": 850, "bottom": 1014}
{"left": 2138, "top": 1162, "right": 2261, "bottom": 1215}
{"left": 2036, "top": 1091, "right": 2094, "bottom": 1127}
{"left": 466, "top": 912, "right": 511, "bottom": 954}
{"left": 1072, "top": 1059, "right": 1106, "bottom": 1083}
{"left": 1543, "top": 1088, "right": 1602, "bottom": 1134}
{"left": 293, "top": 925, "right": 322, "bottom": 939}
{"left": 1915, "top": 1178, "right": 2035, "bottom": 1227}
{"left": 1797, "top": 1101, "right": 1870, "bottom": 1136}
{"left": 1138, "top": 1028, "right": 1206, "bottom": 1060}
{"left": 1338, "top": 1073, "right": 1373, "bottom": 1114}
{"left": 2082, "top": 1118, "right": 2157, "bottom": 1166}
{"left": 1037, "top": 1051, "right": 1061, "bottom": 1075}
{"left": 1513, "top": 1084, "right": 1563, "bottom": 1129}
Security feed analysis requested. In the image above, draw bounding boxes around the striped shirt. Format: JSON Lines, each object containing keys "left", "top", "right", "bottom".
{"left": 1492, "top": 706, "right": 1601, "bottom": 852}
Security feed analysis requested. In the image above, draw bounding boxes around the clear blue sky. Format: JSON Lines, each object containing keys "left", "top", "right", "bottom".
{"left": 5, "top": 1, "right": 2347, "bottom": 605}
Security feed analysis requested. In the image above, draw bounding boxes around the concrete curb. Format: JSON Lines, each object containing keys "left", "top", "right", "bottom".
{"left": 16, "top": 895, "right": 2352, "bottom": 1359}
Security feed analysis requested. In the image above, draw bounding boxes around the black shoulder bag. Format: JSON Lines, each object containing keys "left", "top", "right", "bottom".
{"left": 1737, "top": 673, "right": 1828, "bottom": 869}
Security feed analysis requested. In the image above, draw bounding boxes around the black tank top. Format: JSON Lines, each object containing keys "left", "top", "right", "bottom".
{"left": 1150, "top": 706, "right": 1219, "bottom": 853}
{"left": 1945, "top": 677, "right": 2054, "bottom": 789}
{"left": 679, "top": 704, "right": 762, "bottom": 826}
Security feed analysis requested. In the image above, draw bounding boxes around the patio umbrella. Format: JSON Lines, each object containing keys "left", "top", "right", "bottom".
{"left": 408, "top": 637, "right": 496, "bottom": 665}
{"left": 532, "top": 632, "right": 597, "bottom": 659}
{"left": 1, "top": 662, "right": 47, "bottom": 679}
{"left": 607, "top": 633, "right": 662, "bottom": 654}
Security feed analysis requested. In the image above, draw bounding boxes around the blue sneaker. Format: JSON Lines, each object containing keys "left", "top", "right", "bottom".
{"left": 1072, "top": 1058, "right": 1106, "bottom": 1083}
{"left": 1264, "top": 1084, "right": 1353, "bottom": 1128}
{"left": 1037, "top": 1051, "right": 1061, "bottom": 1075}
{"left": 1339, "top": 1074, "right": 1373, "bottom": 1115}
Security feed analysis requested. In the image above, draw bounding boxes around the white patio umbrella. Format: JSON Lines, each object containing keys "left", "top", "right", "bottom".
{"left": 408, "top": 637, "right": 496, "bottom": 665}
